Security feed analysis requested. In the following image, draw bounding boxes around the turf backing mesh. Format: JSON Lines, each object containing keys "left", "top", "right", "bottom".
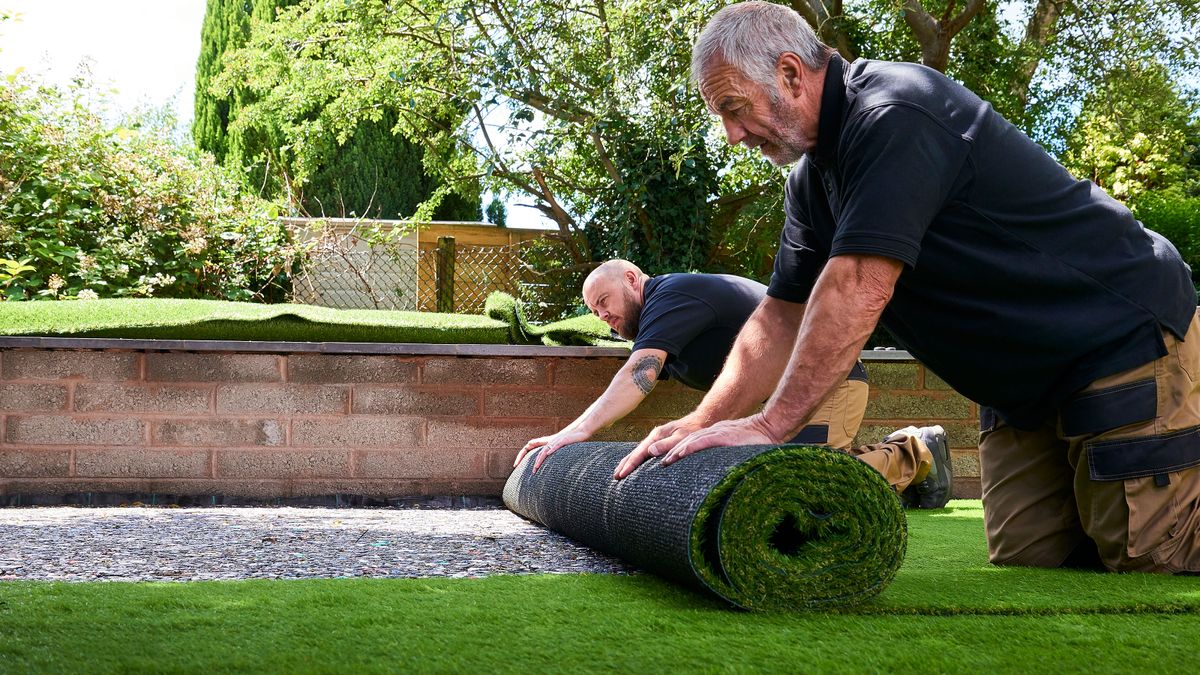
{"left": 504, "top": 441, "right": 907, "bottom": 610}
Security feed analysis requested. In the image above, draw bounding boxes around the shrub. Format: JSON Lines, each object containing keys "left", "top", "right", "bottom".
{"left": 1132, "top": 189, "right": 1200, "bottom": 291}
{"left": 0, "top": 73, "right": 306, "bottom": 302}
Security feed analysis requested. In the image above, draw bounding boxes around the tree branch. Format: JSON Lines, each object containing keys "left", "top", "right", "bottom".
{"left": 901, "top": 0, "right": 986, "bottom": 72}
{"left": 589, "top": 130, "right": 656, "bottom": 253}
{"left": 531, "top": 165, "right": 586, "bottom": 262}
{"left": 1011, "top": 0, "right": 1068, "bottom": 110}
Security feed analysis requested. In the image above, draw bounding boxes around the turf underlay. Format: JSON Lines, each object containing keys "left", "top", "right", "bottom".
{"left": 0, "top": 295, "right": 623, "bottom": 346}
{"left": 2, "top": 502, "right": 1198, "bottom": 672}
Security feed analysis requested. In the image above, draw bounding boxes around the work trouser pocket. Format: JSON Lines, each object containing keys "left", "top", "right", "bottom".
{"left": 1072, "top": 376, "right": 1200, "bottom": 481}
{"left": 1074, "top": 379, "right": 1200, "bottom": 563}
{"left": 1060, "top": 379, "right": 1157, "bottom": 438}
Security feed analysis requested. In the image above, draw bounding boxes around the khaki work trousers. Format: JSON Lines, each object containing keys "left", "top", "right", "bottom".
{"left": 802, "top": 377, "right": 932, "bottom": 493}
{"left": 980, "top": 312, "right": 1200, "bottom": 573}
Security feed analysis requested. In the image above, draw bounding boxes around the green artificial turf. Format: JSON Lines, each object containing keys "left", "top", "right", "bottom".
{"left": 688, "top": 445, "right": 906, "bottom": 609}
{"left": 1, "top": 502, "right": 1198, "bottom": 674}
{"left": 484, "top": 292, "right": 622, "bottom": 346}
{"left": 0, "top": 296, "right": 623, "bottom": 346}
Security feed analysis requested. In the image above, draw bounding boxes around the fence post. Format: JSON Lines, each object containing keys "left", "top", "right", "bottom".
{"left": 436, "top": 235, "right": 456, "bottom": 313}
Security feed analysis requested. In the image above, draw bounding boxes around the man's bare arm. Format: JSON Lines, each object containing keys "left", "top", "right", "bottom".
{"left": 756, "top": 254, "right": 902, "bottom": 439}
{"left": 516, "top": 347, "right": 668, "bottom": 471}
{"left": 659, "top": 254, "right": 903, "bottom": 464}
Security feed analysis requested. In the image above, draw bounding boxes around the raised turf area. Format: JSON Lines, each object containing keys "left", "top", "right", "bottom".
{"left": 0, "top": 296, "right": 619, "bottom": 346}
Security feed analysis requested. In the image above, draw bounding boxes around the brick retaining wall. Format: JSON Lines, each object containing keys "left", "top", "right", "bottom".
{"left": 0, "top": 342, "right": 980, "bottom": 502}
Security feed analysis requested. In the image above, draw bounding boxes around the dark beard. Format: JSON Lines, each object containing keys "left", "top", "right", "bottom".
{"left": 619, "top": 302, "right": 642, "bottom": 340}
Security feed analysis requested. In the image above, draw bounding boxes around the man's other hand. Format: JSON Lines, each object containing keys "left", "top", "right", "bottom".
{"left": 515, "top": 428, "right": 591, "bottom": 473}
{"left": 661, "top": 413, "right": 778, "bottom": 466}
{"left": 614, "top": 415, "right": 706, "bottom": 479}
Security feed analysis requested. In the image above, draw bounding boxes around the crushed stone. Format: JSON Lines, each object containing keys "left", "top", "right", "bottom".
{"left": 0, "top": 506, "right": 633, "bottom": 582}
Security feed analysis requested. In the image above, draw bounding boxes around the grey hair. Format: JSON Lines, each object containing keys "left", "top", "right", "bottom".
{"left": 691, "top": 1, "right": 829, "bottom": 92}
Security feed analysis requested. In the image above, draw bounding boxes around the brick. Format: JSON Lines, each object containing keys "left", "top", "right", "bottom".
{"left": 75, "top": 448, "right": 211, "bottom": 478}
{"left": 953, "top": 476, "right": 981, "bottom": 499}
{"left": 591, "top": 418, "right": 661, "bottom": 443}
{"left": 0, "top": 383, "right": 68, "bottom": 411}
{"left": 275, "top": 479, "right": 502, "bottom": 498}
{"left": 75, "top": 384, "right": 210, "bottom": 414}
{"left": 355, "top": 448, "right": 484, "bottom": 479}
{"left": 865, "top": 391, "right": 972, "bottom": 420}
{"left": 291, "top": 418, "right": 422, "bottom": 448}
{"left": 215, "top": 449, "right": 352, "bottom": 479}
{"left": 154, "top": 419, "right": 285, "bottom": 447}
{"left": 7, "top": 415, "right": 145, "bottom": 446}
{"left": 637, "top": 383, "right": 706, "bottom": 419}
{"left": 353, "top": 387, "right": 479, "bottom": 416}
{"left": 487, "top": 449, "right": 520, "bottom": 479}
{"left": 422, "top": 358, "right": 548, "bottom": 386}
{"left": 863, "top": 362, "right": 920, "bottom": 390}
{"left": 1, "top": 351, "right": 139, "bottom": 381}
{"left": 0, "top": 449, "right": 71, "bottom": 477}
{"left": 426, "top": 420, "right": 558, "bottom": 449}
{"left": 482, "top": 389, "right": 596, "bottom": 418}
{"left": 0, "top": 477, "right": 509, "bottom": 499}
{"left": 951, "top": 451, "right": 981, "bottom": 478}
{"left": 145, "top": 353, "right": 281, "bottom": 382}
{"left": 552, "top": 357, "right": 625, "bottom": 386}
{"left": 923, "top": 369, "right": 955, "bottom": 390}
{"left": 288, "top": 354, "right": 418, "bottom": 384}
{"left": 217, "top": 384, "right": 348, "bottom": 415}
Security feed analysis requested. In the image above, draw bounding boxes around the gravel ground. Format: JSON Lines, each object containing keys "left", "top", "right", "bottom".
{"left": 0, "top": 507, "right": 633, "bottom": 582}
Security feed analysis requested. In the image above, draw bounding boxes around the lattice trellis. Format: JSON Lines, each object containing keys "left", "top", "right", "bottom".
{"left": 291, "top": 228, "right": 584, "bottom": 321}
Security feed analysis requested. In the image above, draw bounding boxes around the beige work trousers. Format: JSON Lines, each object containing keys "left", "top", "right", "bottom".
{"left": 980, "top": 311, "right": 1200, "bottom": 573}
{"left": 802, "top": 377, "right": 932, "bottom": 493}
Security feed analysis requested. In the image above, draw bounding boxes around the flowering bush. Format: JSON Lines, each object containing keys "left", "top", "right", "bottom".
{"left": 0, "top": 72, "right": 307, "bottom": 302}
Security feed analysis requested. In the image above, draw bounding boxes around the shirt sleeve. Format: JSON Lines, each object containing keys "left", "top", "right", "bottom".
{"left": 830, "top": 104, "right": 971, "bottom": 267}
{"left": 767, "top": 165, "right": 829, "bottom": 303}
{"left": 632, "top": 290, "right": 718, "bottom": 360}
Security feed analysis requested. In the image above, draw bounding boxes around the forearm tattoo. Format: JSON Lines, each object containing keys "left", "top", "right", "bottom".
{"left": 631, "top": 355, "right": 663, "bottom": 395}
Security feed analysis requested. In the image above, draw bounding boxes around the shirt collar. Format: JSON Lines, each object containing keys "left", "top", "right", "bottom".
{"left": 812, "top": 53, "right": 847, "bottom": 168}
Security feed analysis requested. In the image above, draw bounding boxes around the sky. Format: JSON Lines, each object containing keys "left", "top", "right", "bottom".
{"left": 0, "top": 0, "right": 206, "bottom": 126}
{"left": 0, "top": 0, "right": 550, "bottom": 228}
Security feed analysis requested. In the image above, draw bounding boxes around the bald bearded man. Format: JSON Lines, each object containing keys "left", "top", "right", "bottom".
{"left": 515, "top": 259, "right": 953, "bottom": 509}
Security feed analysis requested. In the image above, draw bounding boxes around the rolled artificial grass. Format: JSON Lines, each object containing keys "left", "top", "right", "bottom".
{"left": 483, "top": 292, "right": 620, "bottom": 346}
{"left": 0, "top": 295, "right": 623, "bottom": 346}
{"left": 503, "top": 441, "right": 907, "bottom": 610}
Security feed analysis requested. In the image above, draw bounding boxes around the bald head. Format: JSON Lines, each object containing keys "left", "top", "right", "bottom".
{"left": 582, "top": 259, "right": 648, "bottom": 340}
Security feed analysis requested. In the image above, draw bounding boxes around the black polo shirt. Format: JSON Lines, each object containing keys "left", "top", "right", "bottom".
{"left": 634, "top": 273, "right": 868, "bottom": 391}
{"left": 768, "top": 54, "right": 1196, "bottom": 429}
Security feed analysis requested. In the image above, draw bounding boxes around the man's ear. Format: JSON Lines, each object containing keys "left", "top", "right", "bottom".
{"left": 777, "top": 52, "right": 805, "bottom": 98}
{"left": 625, "top": 269, "right": 638, "bottom": 288}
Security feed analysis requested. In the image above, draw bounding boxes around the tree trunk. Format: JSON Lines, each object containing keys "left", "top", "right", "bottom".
{"left": 901, "top": 0, "right": 988, "bottom": 73}
{"left": 789, "top": 1, "right": 858, "bottom": 61}
{"left": 1011, "top": 0, "right": 1068, "bottom": 110}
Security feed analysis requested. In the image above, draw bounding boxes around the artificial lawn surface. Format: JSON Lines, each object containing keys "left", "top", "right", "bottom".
{"left": 2, "top": 502, "right": 1198, "bottom": 673}
{"left": 0, "top": 296, "right": 621, "bottom": 346}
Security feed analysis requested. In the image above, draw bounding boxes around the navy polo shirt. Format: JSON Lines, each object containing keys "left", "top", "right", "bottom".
{"left": 633, "top": 274, "right": 766, "bottom": 390}
{"left": 634, "top": 273, "right": 868, "bottom": 391}
{"left": 768, "top": 54, "right": 1196, "bottom": 429}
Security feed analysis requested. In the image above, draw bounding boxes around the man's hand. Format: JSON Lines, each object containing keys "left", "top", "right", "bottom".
{"left": 515, "top": 428, "right": 592, "bottom": 473}
{"left": 613, "top": 415, "right": 706, "bottom": 479}
{"left": 660, "top": 413, "right": 779, "bottom": 466}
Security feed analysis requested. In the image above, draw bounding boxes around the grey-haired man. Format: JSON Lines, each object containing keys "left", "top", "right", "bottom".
{"left": 619, "top": 1, "right": 1200, "bottom": 574}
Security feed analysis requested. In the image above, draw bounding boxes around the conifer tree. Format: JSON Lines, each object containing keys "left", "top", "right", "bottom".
{"left": 193, "top": 0, "right": 479, "bottom": 220}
